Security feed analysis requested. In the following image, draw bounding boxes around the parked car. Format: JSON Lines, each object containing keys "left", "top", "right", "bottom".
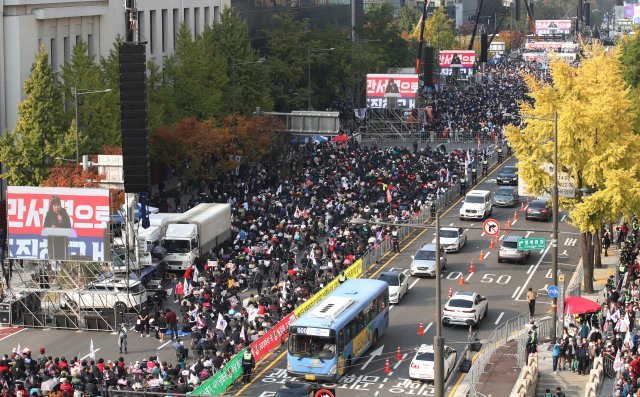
{"left": 432, "top": 227, "right": 467, "bottom": 253}
{"left": 526, "top": 199, "right": 552, "bottom": 221}
{"left": 496, "top": 166, "right": 518, "bottom": 185}
{"left": 64, "top": 279, "right": 147, "bottom": 311}
{"left": 410, "top": 243, "right": 447, "bottom": 277}
{"left": 493, "top": 186, "right": 519, "bottom": 207}
{"left": 409, "top": 344, "right": 458, "bottom": 382}
{"left": 442, "top": 291, "right": 488, "bottom": 328}
{"left": 498, "top": 235, "right": 530, "bottom": 264}
{"left": 377, "top": 271, "right": 409, "bottom": 304}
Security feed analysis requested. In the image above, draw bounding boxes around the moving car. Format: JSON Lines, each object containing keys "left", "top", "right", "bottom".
{"left": 459, "top": 190, "right": 493, "bottom": 220}
{"left": 496, "top": 166, "right": 518, "bottom": 185}
{"left": 409, "top": 344, "right": 458, "bottom": 382}
{"left": 275, "top": 382, "right": 317, "bottom": 397}
{"left": 526, "top": 199, "right": 552, "bottom": 221}
{"left": 410, "top": 243, "right": 447, "bottom": 277}
{"left": 432, "top": 227, "right": 467, "bottom": 253}
{"left": 377, "top": 271, "right": 409, "bottom": 304}
{"left": 493, "top": 186, "right": 519, "bottom": 207}
{"left": 64, "top": 279, "right": 148, "bottom": 311}
{"left": 498, "top": 235, "right": 530, "bottom": 264}
{"left": 442, "top": 291, "right": 488, "bottom": 328}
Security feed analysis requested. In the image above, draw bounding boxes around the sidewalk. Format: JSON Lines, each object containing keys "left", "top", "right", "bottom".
{"left": 471, "top": 339, "right": 521, "bottom": 396}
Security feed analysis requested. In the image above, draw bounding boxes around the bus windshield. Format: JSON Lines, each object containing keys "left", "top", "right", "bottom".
{"left": 289, "top": 335, "right": 337, "bottom": 360}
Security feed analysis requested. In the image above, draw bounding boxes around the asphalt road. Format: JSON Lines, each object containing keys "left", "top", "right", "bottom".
{"left": 0, "top": 156, "right": 583, "bottom": 397}
{"left": 226, "top": 156, "right": 583, "bottom": 397}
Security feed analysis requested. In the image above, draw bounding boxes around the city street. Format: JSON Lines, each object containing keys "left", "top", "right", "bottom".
{"left": 225, "top": 156, "right": 582, "bottom": 397}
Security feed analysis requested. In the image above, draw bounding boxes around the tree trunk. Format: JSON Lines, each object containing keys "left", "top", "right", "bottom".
{"left": 582, "top": 232, "right": 594, "bottom": 293}
{"left": 594, "top": 228, "right": 602, "bottom": 269}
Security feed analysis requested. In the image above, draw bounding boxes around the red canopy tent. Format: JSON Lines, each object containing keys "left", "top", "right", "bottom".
{"left": 333, "top": 134, "right": 349, "bottom": 142}
{"left": 563, "top": 296, "right": 601, "bottom": 315}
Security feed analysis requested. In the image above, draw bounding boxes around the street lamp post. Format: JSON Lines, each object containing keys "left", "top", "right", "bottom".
{"left": 231, "top": 59, "right": 265, "bottom": 114}
{"left": 307, "top": 47, "right": 335, "bottom": 110}
{"left": 73, "top": 87, "right": 112, "bottom": 162}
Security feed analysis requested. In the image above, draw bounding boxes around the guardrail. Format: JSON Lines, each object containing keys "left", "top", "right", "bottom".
{"left": 469, "top": 314, "right": 553, "bottom": 396}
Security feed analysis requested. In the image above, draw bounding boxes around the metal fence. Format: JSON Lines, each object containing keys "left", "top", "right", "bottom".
{"left": 469, "top": 314, "right": 554, "bottom": 396}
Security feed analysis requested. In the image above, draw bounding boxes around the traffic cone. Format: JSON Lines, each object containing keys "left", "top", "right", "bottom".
{"left": 526, "top": 198, "right": 530, "bottom": 206}
{"left": 490, "top": 239, "right": 495, "bottom": 249}
{"left": 514, "top": 211, "right": 518, "bottom": 221}
{"left": 384, "top": 358, "right": 391, "bottom": 373}
{"left": 520, "top": 202, "right": 525, "bottom": 212}
{"left": 479, "top": 249, "right": 484, "bottom": 262}
{"left": 448, "top": 287, "right": 453, "bottom": 298}
{"left": 417, "top": 322, "right": 425, "bottom": 335}
{"left": 396, "top": 346, "right": 402, "bottom": 361}
{"left": 469, "top": 261, "right": 475, "bottom": 273}
{"left": 458, "top": 273, "right": 465, "bottom": 285}
{"left": 506, "top": 219, "right": 511, "bottom": 228}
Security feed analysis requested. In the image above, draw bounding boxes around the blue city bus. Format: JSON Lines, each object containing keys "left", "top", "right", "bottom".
{"left": 287, "top": 278, "right": 390, "bottom": 381}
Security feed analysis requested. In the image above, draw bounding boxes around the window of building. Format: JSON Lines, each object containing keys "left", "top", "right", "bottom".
{"left": 75, "top": 35, "right": 81, "bottom": 45}
{"left": 184, "top": 8, "right": 190, "bottom": 30}
{"left": 50, "top": 38, "right": 58, "bottom": 71}
{"left": 214, "top": 6, "right": 220, "bottom": 23}
{"left": 204, "top": 7, "right": 210, "bottom": 27}
{"left": 161, "top": 9, "right": 168, "bottom": 52}
{"left": 63, "top": 36, "right": 70, "bottom": 65}
{"left": 173, "top": 8, "right": 179, "bottom": 48}
{"left": 150, "top": 10, "right": 156, "bottom": 53}
{"left": 194, "top": 7, "right": 200, "bottom": 35}
{"left": 87, "top": 34, "right": 94, "bottom": 56}
{"left": 137, "top": 11, "right": 145, "bottom": 42}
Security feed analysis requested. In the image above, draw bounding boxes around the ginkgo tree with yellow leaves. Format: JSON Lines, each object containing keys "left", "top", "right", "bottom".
{"left": 505, "top": 41, "right": 640, "bottom": 293}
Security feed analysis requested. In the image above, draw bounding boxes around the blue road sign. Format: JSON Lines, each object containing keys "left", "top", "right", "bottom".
{"left": 548, "top": 285, "right": 559, "bottom": 298}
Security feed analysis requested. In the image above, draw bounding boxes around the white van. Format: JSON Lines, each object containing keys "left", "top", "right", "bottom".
{"left": 459, "top": 190, "right": 493, "bottom": 220}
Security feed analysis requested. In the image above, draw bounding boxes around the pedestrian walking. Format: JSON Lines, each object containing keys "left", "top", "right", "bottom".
{"left": 241, "top": 348, "right": 255, "bottom": 384}
{"left": 543, "top": 389, "right": 553, "bottom": 397}
{"left": 165, "top": 308, "right": 178, "bottom": 340}
{"left": 527, "top": 287, "right": 538, "bottom": 317}
{"left": 552, "top": 339, "right": 561, "bottom": 374}
{"left": 117, "top": 324, "right": 128, "bottom": 354}
{"left": 555, "top": 387, "right": 566, "bottom": 397}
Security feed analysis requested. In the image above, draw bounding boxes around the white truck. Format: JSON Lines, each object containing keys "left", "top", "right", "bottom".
{"left": 161, "top": 203, "right": 232, "bottom": 271}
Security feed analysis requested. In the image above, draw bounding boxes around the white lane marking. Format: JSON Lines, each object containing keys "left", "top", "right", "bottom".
{"left": 539, "top": 249, "right": 545, "bottom": 254}
{"left": 561, "top": 215, "right": 567, "bottom": 222}
{"left": 525, "top": 231, "right": 533, "bottom": 238}
{"left": 481, "top": 232, "right": 485, "bottom": 237}
{"left": 564, "top": 238, "right": 578, "bottom": 246}
{"left": 157, "top": 339, "right": 173, "bottom": 350}
{"left": 409, "top": 279, "right": 420, "bottom": 290}
{"left": 516, "top": 245, "right": 552, "bottom": 301}
{"left": 389, "top": 305, "right": 395, "bottom": 311}
{"left": 424, "top": 322, "right": 433, "bottom": 333}
{"left": 402, "top": 269, "right": 410, "bottom": 275}
{"left": 375, "top": 392, "right": 379, "bottom": 396}
{"left": 129, "top": 326, "right": 136, "bottom": 331}
{"left": 527, "top": 265, "right": 534, "bottom": 275}
{"left": 495, "top": 312, "right": 505, "bottom": 325}
{"left": 559, "top": 250, "right": 568, "bottom": 257}
{"left": 242, "top": 287, "right": 249, "bottom": 292}
{"left": 512, "top": 286, "right": 521, "bottom": 299}
{"left": 499, "top": 234, "right": 506, "bottom": 241}
{"left": 80, "top": 348, "right": 101, "bottom": 360}
{"left": 511, "top": 219, "right": 517, "bottom": 225}
{"left": 483, "top": 251, "right": 491, "bottom": 260}
{"left": 449, "top": 223, "right": 454, "bottom": 226}
{"left": 393, "top": 354, "right": 408, "bottom": 369}
{"left": 0, "top": 328, "right": 26, "bottom": 341}
{"left": 470, "top": 224, "right": 475, "bottom": 227}
{"left": 466, "top": 272, "right": 474, "bottom": 281}
{"left": 389, "top": 267, "right": 397, "bottom": 272}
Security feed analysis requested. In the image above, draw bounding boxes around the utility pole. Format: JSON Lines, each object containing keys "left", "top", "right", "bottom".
{"left": 434, "top": 211, "right": 444, "bottom": 397}
{"left": 551, "top": 111, "right": 559, "bottom": 340}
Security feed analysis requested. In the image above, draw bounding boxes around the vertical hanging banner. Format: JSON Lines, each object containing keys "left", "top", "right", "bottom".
{"left": 7, "top": 186, "right": 111, "bottom": 262}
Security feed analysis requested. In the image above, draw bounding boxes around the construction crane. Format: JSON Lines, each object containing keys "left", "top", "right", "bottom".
{"left": 414, "top": 0, "right": 432, "bottom": 74}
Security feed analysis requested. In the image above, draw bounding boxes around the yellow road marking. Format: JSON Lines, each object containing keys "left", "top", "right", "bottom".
{"left": 235, "top": 350, "right": 288, "bottom": 396}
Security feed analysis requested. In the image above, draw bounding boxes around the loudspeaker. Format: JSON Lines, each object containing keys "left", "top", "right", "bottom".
{"left": 423, "top": 47, "right": 435, "bottom": 88}
{"left": 22, "top": 311, "right": 46, "bottom": 327}
{"left": 529, "top": 2, "right": 534, "bottom": 18}
{"left": 480, "top": 33, "right": 488, "bottom": 63}
{"left": 514, "top": 0, "right": 520, "bottom": 21}
{"left": 583, "top": 2, "right": 591, "bottom": 26}
{"left": 577, "top": 0, "right": 583, "bottom": 25}
{"left": 119, "top": 42, "right": 150, "bottom": 193}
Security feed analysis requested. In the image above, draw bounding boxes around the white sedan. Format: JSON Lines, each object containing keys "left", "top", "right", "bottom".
{"left": 376, "top": 271, "right": 409, "bottom": 304}
{"left": 432, "top": 227, "right": 467, "bottom": 253}
{"left": 409, "top": 344, "right": 458, "bottom": 382}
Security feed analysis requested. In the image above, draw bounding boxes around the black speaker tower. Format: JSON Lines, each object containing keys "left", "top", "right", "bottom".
{"left": 583, "top": 2, "right": 591, "bottom": 27}
{"left": 423, "top": 47, "right": 435, "bottom": 88}
{"left": 480, "top": 33, "right": 488, "bottom": 63}
{"left": 514, "top": 0, "right": 520, "bottom": 21}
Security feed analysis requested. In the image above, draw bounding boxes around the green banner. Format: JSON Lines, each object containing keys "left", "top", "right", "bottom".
{"left": 191, "top": 352, "right": 243, "bottom": 395}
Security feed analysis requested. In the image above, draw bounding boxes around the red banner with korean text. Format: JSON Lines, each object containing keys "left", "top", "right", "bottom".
{"left": 250, "top": 311, "right": 296, "bottom": 361}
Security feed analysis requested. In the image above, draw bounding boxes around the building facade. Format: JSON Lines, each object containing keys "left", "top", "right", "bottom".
{"left": 1, "top": 0, "right": 229, "bottom": 133}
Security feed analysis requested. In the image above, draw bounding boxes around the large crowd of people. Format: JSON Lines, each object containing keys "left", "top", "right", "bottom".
{"left": 0, "top": 56, "right": 540, "bottom": 396}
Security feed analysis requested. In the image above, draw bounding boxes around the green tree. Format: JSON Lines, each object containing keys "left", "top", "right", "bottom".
{"left": 0, "top": 48, "right": 66, "bottom": 185}
{"left": 505, "top": 42, "right": 640, "bottom": 293}
{"left": 361, "top": 3, "right": 412, "bottom": 71}
{"left": 413, "top": 7, "right": 458, "bottom": 50}
{"left": 397, "top": 5, "right": 421, "bottom": 34}
{"left": 98, "top": 37, "right": 124, "bottom": 147}
{"left": 205, "top": 8, "right": 273, "bottom": 114}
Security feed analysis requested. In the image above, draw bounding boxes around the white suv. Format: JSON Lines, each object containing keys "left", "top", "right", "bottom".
{"left": 64, "top": 279, "right": 147, "bottom": 311}
{"left": 459, "top": 190, "right": 493, "bottom": 220}
{"left": 442, "top": 291, "right": 488, "bottom": 328}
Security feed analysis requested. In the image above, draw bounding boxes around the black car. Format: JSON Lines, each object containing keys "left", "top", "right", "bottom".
{"left": 493, "top": 186, "right": 519, "bottom": 207}
{"left": 526, "top": 199, "right": 552, "bottom": 221}
{"left": 275, "top": 382, "right": 318, "bottom": 397}
{"left": 496, "top": 166, "right": 518, "bottom": 185}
